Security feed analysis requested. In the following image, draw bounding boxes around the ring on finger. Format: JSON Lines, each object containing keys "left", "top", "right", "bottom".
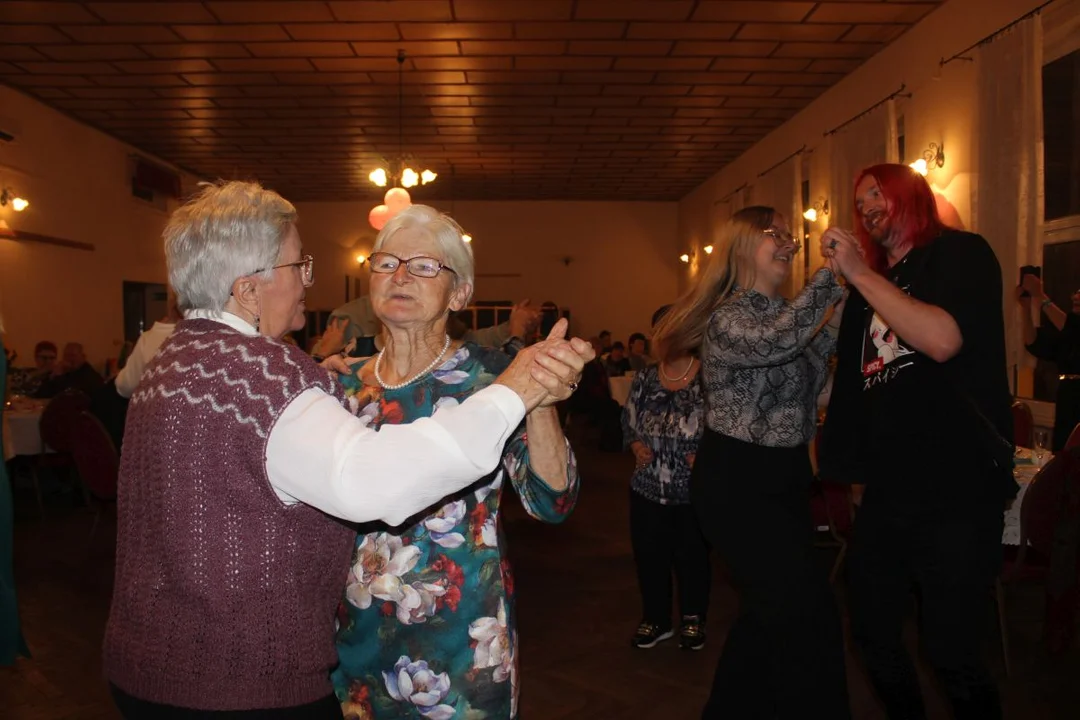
{"left": 567, "top": 380, "right": 579, "bottom": 392}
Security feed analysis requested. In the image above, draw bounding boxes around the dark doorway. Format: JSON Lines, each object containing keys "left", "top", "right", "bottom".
{"left": 122, "top": 281, "right": 168, "bottom": 344}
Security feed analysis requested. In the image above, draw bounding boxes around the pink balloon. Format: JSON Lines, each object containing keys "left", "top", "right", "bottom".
{"left": 384, "top": 187, "right": 412, "bottom": 214}
{"left": 368, "top": 204, "right": 391, "bottom": 230}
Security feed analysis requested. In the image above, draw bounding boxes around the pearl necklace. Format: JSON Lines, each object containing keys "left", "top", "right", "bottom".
{"left": 660, "top": 357, "right": 695, "bottom": 383}
{"left": 374, "top": 334, "right": 452, "bottom": 390}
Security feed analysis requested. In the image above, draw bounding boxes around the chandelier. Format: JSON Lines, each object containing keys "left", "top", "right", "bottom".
{"left": 368, "top": 50, "right": 436, "bottom": 191}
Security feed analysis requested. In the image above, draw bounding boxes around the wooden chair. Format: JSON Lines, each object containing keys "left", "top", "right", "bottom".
{"left": 810, "top": 479, "right": 855, "bottom": 584}
{"left": 32, "top": 388, "right": 91, "bottom": 515}
{"left": 1065, "top": 422, "right": 1080, "bottom": 451}
{"left": 1011, "top": 400, "right": 1034, "bottom": 449}
{"left": 811, "top": 434, "right": 855, "bottom": 584}
{"left": 69, "top": 411, "right": 119, "bottom": 543}
{"left": 997, "top": 446, "right": 1080, "bottom": 675}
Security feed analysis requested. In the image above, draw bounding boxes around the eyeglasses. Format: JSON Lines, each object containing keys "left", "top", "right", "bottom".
{"left": 762, "top": 228, "right": 801, "bottom": 253}
{"left": 256, "top": 255, "right": 314, "bottom": 287}
{"left": 369, "top": 251, "right": 456, "bottom": 279}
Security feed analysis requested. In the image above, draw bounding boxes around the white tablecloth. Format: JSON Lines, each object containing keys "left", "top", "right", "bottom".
{"left": 1002, "top": 453, "right": 1045, "bottom": 546}
{"left": 609, "top": 375, "right": 633, "bottom": 407}
{"left": 2, "top": 408, "right": 46, "bottom": 461}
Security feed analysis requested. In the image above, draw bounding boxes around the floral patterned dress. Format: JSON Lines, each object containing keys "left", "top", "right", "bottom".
{"left": 332, "top": 342, "right": 580, "bottom": 720}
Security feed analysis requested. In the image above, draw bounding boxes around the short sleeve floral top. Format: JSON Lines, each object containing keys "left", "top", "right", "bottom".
{"left": 332, "top": 342, "right": 580, "bottom": 720}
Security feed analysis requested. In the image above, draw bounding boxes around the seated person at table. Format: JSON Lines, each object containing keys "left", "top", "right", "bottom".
{"left": 34, "top": 342, "right": 103, "bottom": 399}
{"left": 604, "top": 341, "right": 632, "bottom": 377}
{"left": 116, "top": 293, "right": 181, "bottom": 399}
{"left": 8, "top": 340, "right": 58, "bottom": 397}
{"left": 628, "top": 332, "right": 652, "bottom": 372}
{"left": 310, "top": 296, "right": 540, "bottom": 361}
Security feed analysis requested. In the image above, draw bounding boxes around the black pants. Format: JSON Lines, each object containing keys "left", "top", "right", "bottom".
{"left": 692, "top": 429, "right": 850, "bottom": 720}
{"left": 110, "top": 684, "right": 343, "bottom": 720}
{"left": 846, "top": 496, "right": 1003, "bottom": 720}
{"left": 629, "top": 490, "right": 711, "bottom": 626}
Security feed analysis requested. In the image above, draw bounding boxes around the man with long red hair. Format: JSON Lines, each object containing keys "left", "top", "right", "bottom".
{"left": 819, "top": 164, "right": 1014, "bottom": 719}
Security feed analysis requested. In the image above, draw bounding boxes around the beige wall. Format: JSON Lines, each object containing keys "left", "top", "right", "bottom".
{"left": 0, "top": 85, "right": 192, "bottom": 369}
{"left": 677, "top": 0, "right": 1047, "bottom": 291}
{"left": 294, "top": 199, "right": 680, "bottom": 344}
{"left": 0, "top": 83, "right": 679, "bottom": 367}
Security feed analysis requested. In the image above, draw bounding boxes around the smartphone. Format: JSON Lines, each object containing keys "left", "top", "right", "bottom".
{"left": 1019, "top": 265, "right": 1041, "bottom": 297}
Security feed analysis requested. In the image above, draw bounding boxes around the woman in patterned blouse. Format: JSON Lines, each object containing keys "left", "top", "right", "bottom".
{"left": 651, "top": 206, "right": 849, "bottom": 719}
{"left": 622, "top": 304, "right": 709, "bottom": 651}
{"left": 332, "top": 205, "right": 580, "bottom": 720}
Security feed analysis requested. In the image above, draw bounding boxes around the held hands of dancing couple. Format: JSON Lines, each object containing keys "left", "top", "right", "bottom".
{"left": 321, "top": 317, "right": 593, "bottom": 412}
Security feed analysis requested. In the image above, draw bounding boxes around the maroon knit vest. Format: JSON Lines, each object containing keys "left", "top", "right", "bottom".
{"left": 104, "top": 318, "right": 355, "bottom": 710}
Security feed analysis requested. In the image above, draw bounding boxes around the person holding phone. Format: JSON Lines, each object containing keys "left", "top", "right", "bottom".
{"left": 1017, "top": 272, "right": 1080, "bottom": 451}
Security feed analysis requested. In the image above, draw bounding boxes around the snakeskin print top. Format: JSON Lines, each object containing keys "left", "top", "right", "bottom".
{"left": 703, "top": 268, "right": 843, "bottom": 448}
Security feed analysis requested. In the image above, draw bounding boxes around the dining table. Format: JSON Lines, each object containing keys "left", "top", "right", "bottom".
{"left": 2, "top": 398, "right": 48, "bottom": 462}
{"left": 1002, "top": 447, "right": 1049, "bottom": 546}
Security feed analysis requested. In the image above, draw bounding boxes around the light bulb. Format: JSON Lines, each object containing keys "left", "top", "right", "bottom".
{"left": 802, "top": 207, "right": 817, "bottom": 222}
{"left": 679, "top": 254, "right": 690, "bottom": 263}
{"left": 703, "top": 245, "right": 714, "bottom": 254}
{"left": 401, "top": 168, "right": 419, "bottom": 188}
{"left": 461, "top": 233, "right": 472, "bottom": 243}
{"left": 369, "top": 168, "right": 388, "bottom": 187}
{"left": 420, "top": 169, "right": 437, "bottom": 184}
{"left": 356, "top": 254, "right": 366, "bottom": 265}
{"left": 11, "top": 197, "right": 28, "bottom": 212}
{"left": 909, "top": 158, "right": 928, "bottom": 176}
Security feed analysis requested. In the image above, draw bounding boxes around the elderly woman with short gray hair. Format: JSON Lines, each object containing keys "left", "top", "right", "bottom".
{"left": 331, "top": 205, "right": 578, "bottom": 720}
{"left": 103, "top": 181, "right": 592, "bottom": 720}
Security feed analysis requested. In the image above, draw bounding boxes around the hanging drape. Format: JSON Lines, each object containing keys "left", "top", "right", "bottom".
{"left": 973, "top": 14, "right": 1043, "bottom": 376}
{"left": 749, "top": 155, "right": 804, "bottom": 291}
{"left": 827, "top": 99, "right": 897, "bottom": 232}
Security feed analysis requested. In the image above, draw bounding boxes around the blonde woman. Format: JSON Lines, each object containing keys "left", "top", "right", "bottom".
{"left": 652, "top": 206, "right": 849, "bottom": 719}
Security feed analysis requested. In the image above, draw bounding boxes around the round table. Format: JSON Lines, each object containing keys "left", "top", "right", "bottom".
{"left": 2, "top": 406, "right": 47, "bottom": 461}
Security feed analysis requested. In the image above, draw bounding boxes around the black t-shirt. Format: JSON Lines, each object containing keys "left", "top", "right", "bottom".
{"left": 820, "top": 230, "right": 1013, "bottom": 513}
{"left": 1026, "top": 312, "right": 1080, "bottom": 375}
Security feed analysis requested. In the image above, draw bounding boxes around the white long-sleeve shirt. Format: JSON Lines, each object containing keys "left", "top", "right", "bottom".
{"left": 115, "top": 321, "right": 176, "bottom": 398}
{"left": 185, "top": 310, "right": 526, "bottom": 527}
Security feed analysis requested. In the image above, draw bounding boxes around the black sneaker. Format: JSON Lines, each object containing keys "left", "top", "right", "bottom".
{"left": 679, "top": 616, "right": 706, "bottom": 651}
{"left": 631, "top": 621, "right": 674, "bottom": 649}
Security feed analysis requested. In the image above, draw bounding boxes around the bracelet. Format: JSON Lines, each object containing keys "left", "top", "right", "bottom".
{"left": 1041, "top": 298, "right": 1054, "bottom": 310}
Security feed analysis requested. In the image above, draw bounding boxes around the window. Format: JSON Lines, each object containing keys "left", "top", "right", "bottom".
{"left": 1043, "top": 49, "right": 1080, "bottom": 221}
{"left": 1031, "top": 240, "right": 1080, "bottom": 402}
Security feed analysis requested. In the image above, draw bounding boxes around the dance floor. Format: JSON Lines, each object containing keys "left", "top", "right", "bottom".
{"left": 3, "top": 445, "right": 1079, "bottom": 719}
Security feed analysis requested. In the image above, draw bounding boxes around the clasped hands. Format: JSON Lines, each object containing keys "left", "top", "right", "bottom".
{"left": 819, "top": 227, "right": 868, "bottom": 284}
{"left": 496, "top": 318, "right": 593, "bottom": 412}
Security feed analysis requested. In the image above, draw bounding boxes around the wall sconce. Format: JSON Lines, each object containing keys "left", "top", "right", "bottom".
{"left": 679, "top": 253, "right": 690, "bottom": 263}
{"left": 703, "top": 245, "right": 714, "bottom": 255}
{"left": 461, "top": 233, "right": 472, "bottom": 244}
{"left": 356, "top": 254, "right": 367, "bottom": 266}
{"left": 909, "top": 143, "right": 944, "bottom": 176}
{"left": 0, "top": 187, "right": 28, "bottom": 212}
{"left": 802, "top": 198, "right": 829, "bottom": 222}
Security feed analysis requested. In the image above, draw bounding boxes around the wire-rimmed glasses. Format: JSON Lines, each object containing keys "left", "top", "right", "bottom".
{"left": 368, "top": 251, "right": 457, "bottom": 279}
{"left": 258, "top": 254, "right": 314, "bottom": 287}
{"left": 762, "top": 228, "right": 802, "bottom": 253}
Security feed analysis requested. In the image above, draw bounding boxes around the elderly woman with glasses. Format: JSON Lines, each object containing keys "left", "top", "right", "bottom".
{"left": 103, "top": 182, "right": 592, "bottom": 720}
{"left": 331, "top": 205, "right": 579, "bottom": 720}
{"left": 650, "top": 206, "right": 850, "bottom": 719}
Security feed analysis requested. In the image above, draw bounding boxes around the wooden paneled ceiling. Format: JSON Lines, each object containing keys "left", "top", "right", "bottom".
{"left": 0, "top": 1, "right": 945, "bottom": 201}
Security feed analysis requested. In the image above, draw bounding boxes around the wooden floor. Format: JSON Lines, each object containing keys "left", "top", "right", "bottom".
{"left": 3, "top": 447, "right": 1080, "bottom": 719}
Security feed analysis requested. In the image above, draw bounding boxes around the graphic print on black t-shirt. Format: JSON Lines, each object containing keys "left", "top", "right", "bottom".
{"left": 861, "top": 269, "right": 919, "bottom": 390}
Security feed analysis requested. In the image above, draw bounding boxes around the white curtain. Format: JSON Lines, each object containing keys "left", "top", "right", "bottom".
{"left": 749, "top": 155, "right": 804, "bottom": 290}
{"left": 711, "top": 185, "right": 747, "bottom": 239}
{"left": 973, "top": 15, "right": 1043, "bottom": 377}
{"left": 827, "top": 99, "right": 897, "bottom": 231}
